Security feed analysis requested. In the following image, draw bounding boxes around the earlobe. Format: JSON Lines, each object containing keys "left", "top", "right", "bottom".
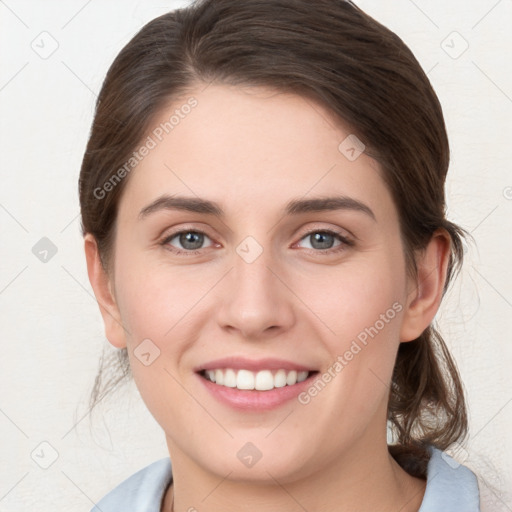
{"left": 84, "top": 234, "right": 127, "bottom": 349}
{"left": 399, "top": 229, "right": 451, "bottom": 343}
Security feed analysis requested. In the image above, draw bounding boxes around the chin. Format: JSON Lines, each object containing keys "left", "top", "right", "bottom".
{"left": 186, "top": 434, "right": 319, "bottom": 484}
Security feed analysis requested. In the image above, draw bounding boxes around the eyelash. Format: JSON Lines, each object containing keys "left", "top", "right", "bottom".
{"left": 159, "top": 228, "right": 354, "bottom": 256}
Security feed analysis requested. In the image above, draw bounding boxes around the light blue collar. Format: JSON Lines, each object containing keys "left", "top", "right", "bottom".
{"left": 418, "top": 445, "right": 480, "bottom": 511}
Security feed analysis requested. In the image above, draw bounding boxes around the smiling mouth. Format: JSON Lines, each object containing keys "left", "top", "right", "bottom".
{"left": 199, "top": 368, "right": 319, "bottom": 391}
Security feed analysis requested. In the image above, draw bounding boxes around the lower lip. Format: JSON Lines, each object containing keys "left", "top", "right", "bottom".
{"left": 197, "top": 372, "right": 318, "bottom": 411}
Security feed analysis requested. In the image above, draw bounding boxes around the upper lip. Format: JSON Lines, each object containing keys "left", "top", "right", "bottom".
{"left": 195, "top": 357, "right": 316, "bottom": 373}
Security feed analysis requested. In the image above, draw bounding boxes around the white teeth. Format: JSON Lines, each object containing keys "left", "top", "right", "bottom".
{"left": 203, "top": 368, "right": 312, "bottom": 390}
{"left": 274, "top": 369, "right": 287, "bottom": 388}
{"left": 255, "top": 370, "right": 274, "bottom": 391}
{"left": 286, "top": 370, "right": 297, "bottom": 386}
{"left": 223, "top": 369, "right": 237, "bottom": 388}
{"left": 237, "top": 369, "right": 255, "bottom": 390}
{"left": 297, "top": 371, "right": 309, "bottom": 383}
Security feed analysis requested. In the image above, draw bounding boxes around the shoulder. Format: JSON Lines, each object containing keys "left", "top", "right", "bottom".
{"left": 91, "top": 457, "right": 173, "bottom": 512}
{"left": 419, "top": 446, "right": 480, "bottom": 511}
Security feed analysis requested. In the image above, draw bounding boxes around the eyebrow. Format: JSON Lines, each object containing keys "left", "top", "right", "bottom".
{"left": 138, "top": 194, "right": 376, "bottom": 221}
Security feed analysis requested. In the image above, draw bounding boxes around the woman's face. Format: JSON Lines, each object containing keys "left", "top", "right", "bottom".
{"left": 106, "top": 84, "right": 415, "bottom": 482}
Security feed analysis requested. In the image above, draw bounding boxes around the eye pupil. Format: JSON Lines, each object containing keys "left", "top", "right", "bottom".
{"left": 311, "top": 232, "right": 334, "bottom": 249}
{"left": 180, "top": 232, "right": 204, "bottom": 250}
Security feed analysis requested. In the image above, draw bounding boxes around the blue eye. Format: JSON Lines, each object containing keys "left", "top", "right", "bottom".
{"left": 162, "top": 230, "right": 213, "bottom": 254}
{"left": 160, "top": 228, "right": 353, "bottom": 256}
{"left": 297, "top": 230, "right": 353, "bottom": 252}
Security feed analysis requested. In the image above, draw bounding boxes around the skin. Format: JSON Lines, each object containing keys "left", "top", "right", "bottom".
{"left": 85, "top": 83, "right": 451, "bottom": 512}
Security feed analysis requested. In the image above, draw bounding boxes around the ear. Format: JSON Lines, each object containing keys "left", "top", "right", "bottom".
{"left": 84, "top": 233, "right": 127, "bottom": 348}
{"left": 399, "top": 228, "right": 451, "bottom": 343}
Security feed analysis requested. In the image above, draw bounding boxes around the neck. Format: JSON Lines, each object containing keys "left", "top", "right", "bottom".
{"left": 162, "top": 437, "right": 426, "bottom": 512}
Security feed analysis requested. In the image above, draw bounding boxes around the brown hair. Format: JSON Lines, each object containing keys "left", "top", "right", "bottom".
{"left": 79, "top": 0, "right": 469, "bottom": 477}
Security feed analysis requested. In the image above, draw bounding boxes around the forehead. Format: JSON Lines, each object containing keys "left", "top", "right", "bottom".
{"left": 117, "top": 83, "right": 395, "bottom": 224}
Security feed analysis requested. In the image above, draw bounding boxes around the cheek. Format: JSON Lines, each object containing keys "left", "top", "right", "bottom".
{"left": 295, "top": 250, "right": 406, "bottom": 350}
{"left": 114, "top": 260, "right": 201, "bottom": 427}
{"left": 294, "top": 249, "right": 406, "bottom": 413}
{"left": 113, "top": 253, "right": 217, "bottom": 393}
{"left": 114, "top": 250, "right": 201, "bottom": 343}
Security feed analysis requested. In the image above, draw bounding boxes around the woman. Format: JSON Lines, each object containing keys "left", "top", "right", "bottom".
{"left": 80, "top": 0, "right": 481, "bottom": 509}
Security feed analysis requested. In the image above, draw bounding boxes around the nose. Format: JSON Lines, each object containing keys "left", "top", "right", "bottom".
{"left": 216, "top": 244, "right": 296, "bottom": 341}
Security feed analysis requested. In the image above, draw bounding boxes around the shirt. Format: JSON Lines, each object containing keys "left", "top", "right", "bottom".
{"left": 91, "top": 446, "right": 480, "bottom": 511}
